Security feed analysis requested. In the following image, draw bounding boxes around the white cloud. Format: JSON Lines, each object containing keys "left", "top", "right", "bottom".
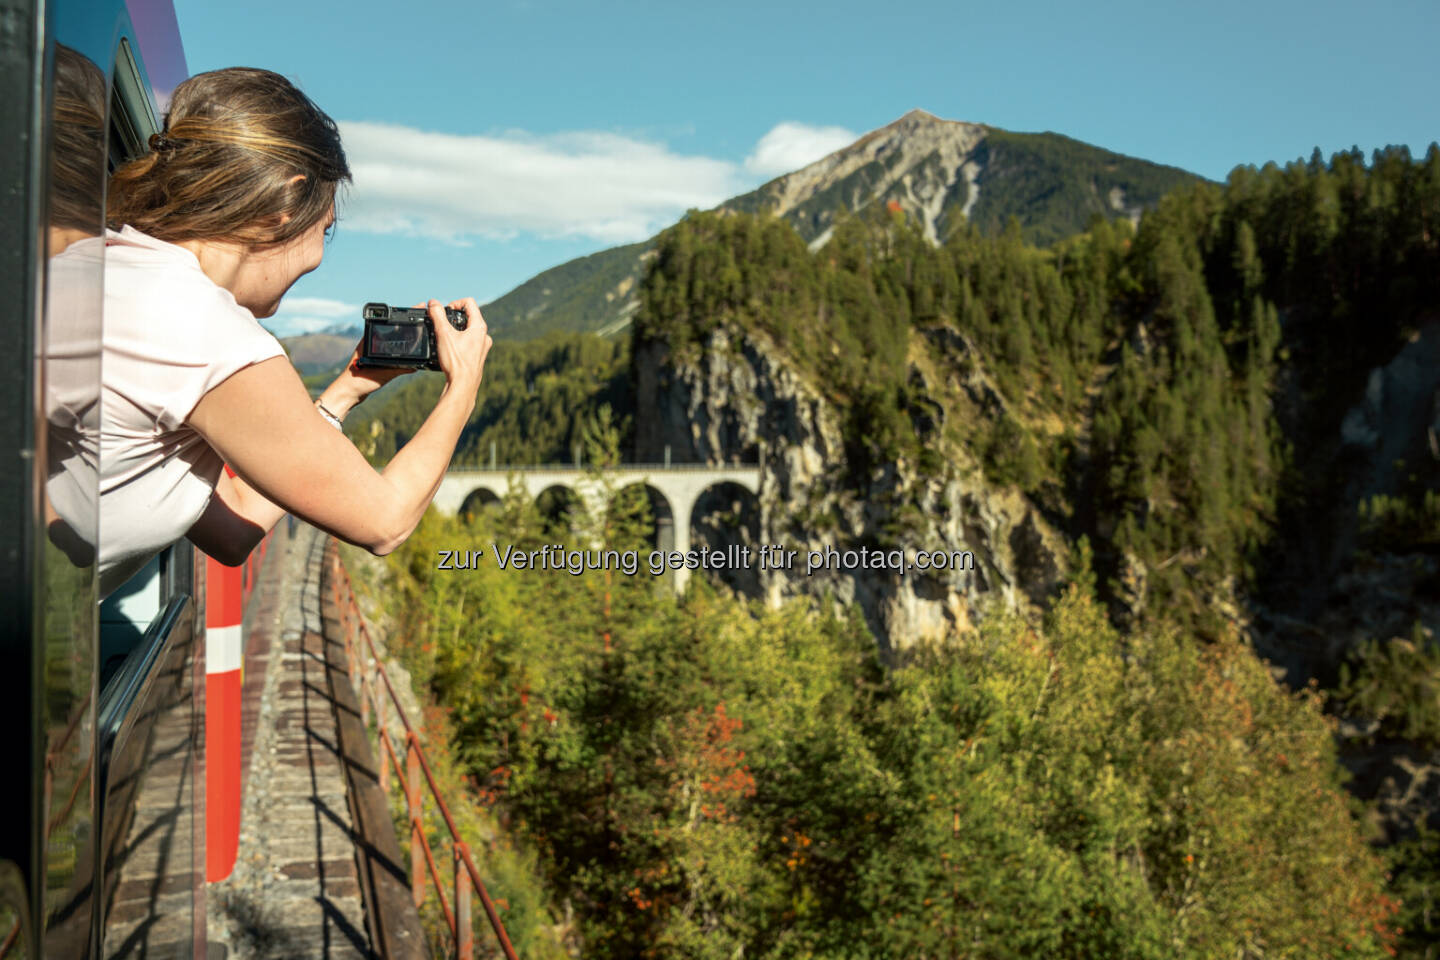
{"left": 337, "top": 121, "right": 751, "bottom": 245}
{"left": 330, "top": 119, "right": 864, "bottom": 247}
{"left": 265, "top": 296, "right": 361, "bottom": 337}
{"left": 275, "top": 296, "right": 360, "bottom": 318}
{"left": 743, "top": 122, "right": 858, "bottom": 179}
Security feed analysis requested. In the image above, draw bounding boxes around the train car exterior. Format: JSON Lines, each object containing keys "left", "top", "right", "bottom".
{"left": 0, "top": 1, "right": 208, "bottom": 956}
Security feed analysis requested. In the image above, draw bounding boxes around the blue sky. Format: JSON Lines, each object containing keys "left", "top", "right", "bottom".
{"left": 172, "top": 0, "right": 1439, "bottom": 337}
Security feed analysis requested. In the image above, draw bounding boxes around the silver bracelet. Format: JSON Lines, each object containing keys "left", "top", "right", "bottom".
{"left": 315, "top": 398, "right": 344, "bottom": 430}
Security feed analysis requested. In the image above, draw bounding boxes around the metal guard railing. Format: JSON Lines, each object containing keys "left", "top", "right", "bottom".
{"left": 326, "top": 544, "right": 518, "bottom": 960}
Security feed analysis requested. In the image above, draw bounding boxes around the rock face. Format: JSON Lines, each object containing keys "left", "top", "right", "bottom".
{"left": 735, "top": 110, "right": 987, "bottom": 247}
{"left": 633, "top": 321, "right": 1069, "bottom": 651}
{"left": 1337, "top": 320, "right": 1440, "bottom": 508}
{"left": 1253, "top": 319, "right": 1440, "bottom": 682}
{"left": 1240, "top": 321, "right": 1440, "bottom": 839}
{"left": 723, "top": 109, "right": 1197, "bottom": 251}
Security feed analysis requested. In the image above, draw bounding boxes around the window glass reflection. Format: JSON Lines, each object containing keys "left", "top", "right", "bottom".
{"left": 39, "top": 42, "right": 105, "bottom": 956}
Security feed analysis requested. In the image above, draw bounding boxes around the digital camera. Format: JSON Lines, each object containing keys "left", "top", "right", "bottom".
{"left": 357, "top": 301, "right": 468, "bottom": 371}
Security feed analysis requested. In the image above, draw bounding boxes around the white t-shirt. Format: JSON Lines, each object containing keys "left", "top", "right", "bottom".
{"left": 72, "top": 225, "right": 286, "bottom": 598}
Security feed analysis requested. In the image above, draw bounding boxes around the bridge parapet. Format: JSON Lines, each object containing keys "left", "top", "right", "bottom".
{"left": 433, "top": 465, "right": 765, "bottom": 594}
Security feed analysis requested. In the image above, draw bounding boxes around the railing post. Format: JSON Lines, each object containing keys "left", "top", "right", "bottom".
{"left": 409, "top": 733, "right": 426, "bottom": 908}
{"left": 455, "top": 843, "right": 473, "bottom": 960}
{"left": 347, "top": 616, "right": 355, "bottom": 664}
{"left": 377, "top": 692, "right": 389, "bottom": 794}
{"left": 344, "top": 599, "right": 357, "bottom": 683}
{"left": 360, "top": 659, "right": 371, "bottom": 729}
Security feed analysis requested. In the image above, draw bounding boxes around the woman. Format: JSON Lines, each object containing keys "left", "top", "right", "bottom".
{"left": 89, "top": 67, "right": 492, "bottom": 597}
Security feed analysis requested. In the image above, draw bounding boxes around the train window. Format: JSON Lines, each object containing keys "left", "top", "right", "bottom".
{"left": 39, "top": 38, "right": 108, "bottom": 958}
{"left": 107, "top": 39, "right": 157, "bottom": 171}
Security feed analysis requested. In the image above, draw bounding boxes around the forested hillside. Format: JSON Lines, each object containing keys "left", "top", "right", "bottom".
{"left": 350, "top": 144, "right": 1440, "bottom": 957}
{"left": 475, "top": 241, "right": 651, "bottom": 341}
{"left": 358, "top": 503, "right": 1403, "bottom": 958}
{"left": 344, "top": 332, "right": 633, "bottom": 467}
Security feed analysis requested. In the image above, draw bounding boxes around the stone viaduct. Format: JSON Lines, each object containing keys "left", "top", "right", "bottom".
{"left": 432, "top": 463, "right": 762, "bottom": 593}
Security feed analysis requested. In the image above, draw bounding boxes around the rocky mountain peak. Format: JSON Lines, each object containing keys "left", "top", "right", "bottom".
{"left": 739, "top": 110, "right": 989, "bottom": 246}
{"left": 890, "top": 107, "right": 969, "bottom": 134}
{"left": 899, "top": 107, "right": 939, "bottom": 121}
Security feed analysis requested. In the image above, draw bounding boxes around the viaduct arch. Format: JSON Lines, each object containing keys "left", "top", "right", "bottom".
{"left": 433, "top": 465, "right": 763, "bottom": 593}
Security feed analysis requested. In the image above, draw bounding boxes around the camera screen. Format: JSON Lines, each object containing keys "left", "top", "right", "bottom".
{"left": 368, "top": 322, "right": 428, "bottom": 358}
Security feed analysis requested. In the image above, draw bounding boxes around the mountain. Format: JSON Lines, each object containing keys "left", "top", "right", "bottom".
{"left": 478, "top": 109, "right": 1202, "bottom": 341}
{"left": 279, "top": 331, "right": 356, "bottom": 375}
{"left": 722, "top": 109, "right": 1199, "bottom": 247}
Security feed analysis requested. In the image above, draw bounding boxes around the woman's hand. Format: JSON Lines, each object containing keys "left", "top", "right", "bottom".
{"left": 312, "top": 294, "right": 491, "bottom": 420}
{"left": 428, "top": 297, "right": 492, "bottom": 393}
{"left": 316, "top": 342, "right": 415, "bottom": 420}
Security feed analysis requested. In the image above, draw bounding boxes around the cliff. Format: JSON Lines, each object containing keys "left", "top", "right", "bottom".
{"left": 633, "top": 319, "right": 1069, "bottom": 651}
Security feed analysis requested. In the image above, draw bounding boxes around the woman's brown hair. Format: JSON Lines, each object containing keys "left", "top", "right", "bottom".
{"left": 107, "top": 67, "right": 350, "bottom": 245}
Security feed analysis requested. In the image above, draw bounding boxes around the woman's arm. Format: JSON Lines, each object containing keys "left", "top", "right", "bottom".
{"left": 185, "top": 469, "right": 275, "bottom": 565}
{"left": 186, "top": 298, "right": 491, "bottom": 558}
{"left": 187, "top": 329, "right": 418, "bottom": 563}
